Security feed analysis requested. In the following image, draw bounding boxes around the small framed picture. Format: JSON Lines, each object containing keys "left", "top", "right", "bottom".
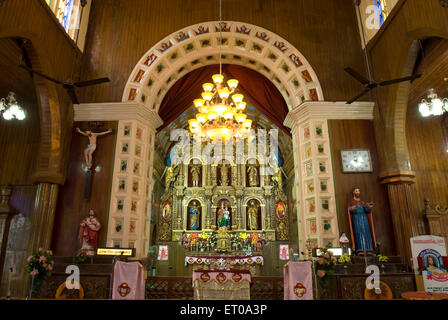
{"left": 158, "top": 245, "right": 168, "bottom": 261}
{"left": 280, "top": 244, "right": 289, "bottom": 260}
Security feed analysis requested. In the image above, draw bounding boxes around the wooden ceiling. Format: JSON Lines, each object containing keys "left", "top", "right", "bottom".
{"left": 0, "top": 37, "right": 38, "bottom": 113}
{"left": 408, "top": 38, "right": 448, "bottom": 106}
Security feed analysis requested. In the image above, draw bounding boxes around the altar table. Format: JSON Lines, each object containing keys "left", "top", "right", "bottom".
{"left": 283, "top": 261, "right": 313, "bottom": 300}
{"left": 192, "top": 269, "right": 251, "bottom": 300}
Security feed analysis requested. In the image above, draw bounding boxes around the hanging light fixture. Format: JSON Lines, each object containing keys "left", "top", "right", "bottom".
{"left": 0, "top": 92, "right": 26, "bottom": 121}
{"left": 187, "top": 0, "right": 252, "bottom": 142}
{"left": 419, "top": 78, "right": 448, "bottom": 117}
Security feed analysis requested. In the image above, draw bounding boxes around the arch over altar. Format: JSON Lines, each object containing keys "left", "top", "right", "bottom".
{"left": 122, "top": 21, "right": 324, "bottom": 112}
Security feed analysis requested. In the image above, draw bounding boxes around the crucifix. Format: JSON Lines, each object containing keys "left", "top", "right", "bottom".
{"left": 76, "top": 124, "right": 113, "bottom": 201}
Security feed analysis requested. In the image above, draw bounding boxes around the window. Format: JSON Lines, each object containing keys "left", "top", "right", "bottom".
{"left": 44, "top": 0, "right": 91, "bottom": 51}
{"left": 357, "top": 0, "right": 399, "bottom": 46}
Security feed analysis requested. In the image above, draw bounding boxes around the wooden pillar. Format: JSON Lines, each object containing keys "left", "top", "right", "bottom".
{"left": 27, "top": 183, "right": 59, "bottom": 254}
{"left": 380, "top": 171, "right": 420, "bottom": 266}
{"left": 0, "top": 185, "right": 15, "bottom": 287}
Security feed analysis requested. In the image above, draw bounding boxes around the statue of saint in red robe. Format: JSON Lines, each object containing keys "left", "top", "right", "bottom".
{"left": 78, "top": 209, "right": 101, "bottom": 255}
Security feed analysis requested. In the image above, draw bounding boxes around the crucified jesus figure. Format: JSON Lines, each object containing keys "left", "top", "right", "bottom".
{"left": 76, "top": 127, "right": 112, "bottom": 169}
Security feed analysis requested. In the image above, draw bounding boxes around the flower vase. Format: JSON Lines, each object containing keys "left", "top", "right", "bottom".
{"left": 343, "top": 264, "right": 348, "bottom": 274}
{"left": 381, "top": 264, "right": 385, "bottom": 274}
{"left": 318, "top": 277, "right": 329, "bottom": 300}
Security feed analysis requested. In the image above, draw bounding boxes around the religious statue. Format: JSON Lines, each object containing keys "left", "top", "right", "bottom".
{"left": 217, "top": 202, "right": 231, "bottom": 228}
{"left": 348, "top": 188, "right": 376, "bottom": 255}
{"left": 163, "top": 164, "right": 179, "bottom": 189}
{"left": 220, "top": 164, "right": 228, "bottom": 186}
{"left": 189, "top": 201, "right": 200, "bottom": 230}
{"left": 247, "top": 165, "right": 258, "bottom": 187}
{"left": 271, "top": 166, "right": 284, "bottom": 190}
{"left": 339, "top": 232, "right": 350, "bottom": 255}
{"left": 78, "top": 209, "right": 101, "bottom": 256}
{"left": 247, "top": 200, "right": 259, "bottom": 230}
{"left": 76, "top": 127, "right": 112, "bottom": 169}
{"left": 190, "top": 164, "right": 201, "bottom": 187}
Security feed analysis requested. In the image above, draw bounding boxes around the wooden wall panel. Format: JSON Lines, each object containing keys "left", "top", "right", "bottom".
{"left": 328, "top": 120, "right": 396, "bottom": 255}
{"left": 51, "top": 121, "right": 118, "bottom": 256}
{"left": 406, "top": 101, "right": 448, "bottom": 236}
{"left": 79, "top": 0, "right": 366, "bottom": 104}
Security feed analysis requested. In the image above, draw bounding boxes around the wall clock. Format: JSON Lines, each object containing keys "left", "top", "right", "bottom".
{"left": 340, "top": 149, "right": 372, "bottom": 173}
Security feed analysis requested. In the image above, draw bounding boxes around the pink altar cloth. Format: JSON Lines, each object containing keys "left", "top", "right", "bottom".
{"left": 112, "top": 261, "right": 145, "bottom": 300}
{"left": 283, "top": 261, "right": 313, "bottom": 300}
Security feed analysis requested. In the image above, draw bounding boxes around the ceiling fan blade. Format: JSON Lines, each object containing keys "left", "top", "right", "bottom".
{"left": 74, "top": 77, "right": 110, "bottom": 87}
{"left": 346, "top": 88, "right": 372, "bottom": 104}
{"left": 379, "top": 74, "right": 422, "bottom": 86}
{"left": 344, "top": 67, "right": 370, "bottom": 85}
{"left": 19, "top": 64, "right": 64, "bottom": 85}
{"left": 65, "top": 86, "right": 80, "bottom": 104}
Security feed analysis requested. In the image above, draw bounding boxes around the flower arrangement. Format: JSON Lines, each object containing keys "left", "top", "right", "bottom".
{"left": 378, "top": 254, "right": 389, "bottom": 263}
{"left": 25, "top": 248, "right": 54, "bottom": 294}
{"left": 314, "top": 246, "right": 337, "bottom": 299}
{"left": 338, "top": 253, "right": 351, "bottom": 264}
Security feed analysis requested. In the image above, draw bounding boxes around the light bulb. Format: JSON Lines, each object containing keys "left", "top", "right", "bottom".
{"left": 212, "top": 74, "right": 224, "bottom": 84}
{"left": 237, "top": 101, "right": 247, "bottom": 111}
{"left": 232, "top": 94, "right": 244, "bottom": 104}
{"left": 207, "top": 111, "right": 218, "bottom": 120}
{"left": 199, "top": 106, "right": 208, "bottom": 114}
{"left": 212, "top": 104, "right": 227, "bottom": 116}
{"left": 196, "top": 113, "right": 207, "bottom": 124}
{"left": 235, "top": 113, "right": 247, "bottom": 123}
{"left": 419, "top": 101, "right": 430, "bottom": 117}
{"left": 223, "top": 110, "right": 234, "bottom": 120}
{"left": 201, "top": 92, "right": 213, "bottom": 101}
{"left": 218, "top": 88, "right": 230, "bottom": 99}
{"left": 227, "top": 79, "right": 238, "bottom": 89}
{"left": 194, "top": 99, "right": 205, "bottom": 107}
{"left": 243, "top": 119, "right": 252, "bottom": 129}
{"left": 432, "top": 98, "right": 443, "bottom": 116}
{"left": 188, "top": 119, "right": 198, "bottom": 128}
{"left": 202, "top": 83, "right": 214, "bottom": 92}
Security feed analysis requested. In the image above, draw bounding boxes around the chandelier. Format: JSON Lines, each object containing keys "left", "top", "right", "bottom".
{"left": 187, "top": 0, "right": 252, "bottom": 142}
{"left": 0, "top": 92, "right": 26, "bottom": 120}
{"left": 188, "top": 75, "right": 252, "bottom": 141}
{"left": 418, "top": 87, "right": 448, "bottom": 117}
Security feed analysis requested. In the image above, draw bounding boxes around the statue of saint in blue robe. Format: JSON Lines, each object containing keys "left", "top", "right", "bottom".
{"left": 349, "top": 200, "right": 374, "bottom": 252}
{"left": 189, "top": 205, "right": 200, "bottom": 230}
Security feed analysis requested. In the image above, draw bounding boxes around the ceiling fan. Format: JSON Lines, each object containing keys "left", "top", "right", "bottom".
{"left": 345, "top": 0, "right": 421, "bottom": 104}
{"left": 19, "top": 0, "right": 109, "bottom": 104}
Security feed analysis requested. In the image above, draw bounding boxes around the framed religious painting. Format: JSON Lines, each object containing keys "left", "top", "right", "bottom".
{"left": 340, "top": 149, "right": 373, "bottom": 173}
{"left": 158, "top": 245, "right": 168, "bottom": 260}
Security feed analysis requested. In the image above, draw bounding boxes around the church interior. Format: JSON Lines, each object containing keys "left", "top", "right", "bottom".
{"left": 1, "top": 0, "right": 448, "bottom": 301}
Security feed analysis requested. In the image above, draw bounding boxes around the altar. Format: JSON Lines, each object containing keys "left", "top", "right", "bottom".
{"left": 193, "top": 269, "right": 251, "bottom": 300}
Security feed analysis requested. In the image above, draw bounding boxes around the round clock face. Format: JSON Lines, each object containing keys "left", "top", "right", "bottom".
{"left": 341, "top": 150, "right": 372, "bottom": 172}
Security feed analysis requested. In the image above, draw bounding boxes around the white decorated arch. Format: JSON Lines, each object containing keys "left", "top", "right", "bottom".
{"left": 123, "top": 21, "right": 324, "bottom": 112}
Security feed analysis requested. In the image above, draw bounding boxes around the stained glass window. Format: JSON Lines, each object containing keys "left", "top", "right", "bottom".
{"left": 44, "top": 0, "right": 91, "bottom": 50}
{"left": 377, "top": 0, "right": 388, "bottom": 26}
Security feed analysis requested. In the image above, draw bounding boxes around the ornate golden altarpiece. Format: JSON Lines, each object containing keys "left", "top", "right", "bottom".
{"left": 157, "top": 156, "right": 289, "bottom": 275}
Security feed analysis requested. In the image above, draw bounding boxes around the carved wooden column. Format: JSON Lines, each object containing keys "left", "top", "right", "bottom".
{"left": 0, "top": 185, "right": 15, "bottom": 287}
{"left": 27, "top": 183, "right": 59, "bottom": 254}
{"left": 380, "top": 171, "right": 420, "bottom": 265}
{"left": 423, "top": 198, "right": 447, "bottom": 237}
